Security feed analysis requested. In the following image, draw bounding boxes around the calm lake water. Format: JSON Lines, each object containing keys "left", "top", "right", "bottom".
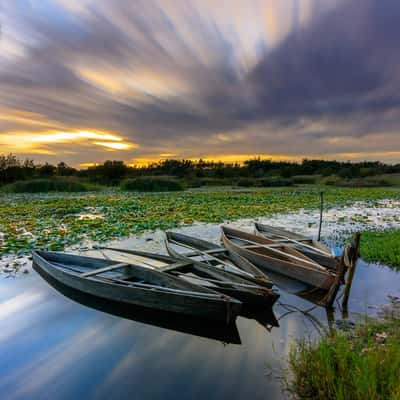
{"left": 1, "top": 257, "right": 400, "bottom": 400}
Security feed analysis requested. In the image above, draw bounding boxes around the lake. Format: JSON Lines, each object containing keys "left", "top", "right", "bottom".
{"left": 1, "top": 256, "right": 400, "bottom": 400}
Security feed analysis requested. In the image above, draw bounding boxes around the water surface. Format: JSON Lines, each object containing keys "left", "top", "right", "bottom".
{"left": 1, "top": 257, "right": 399, "bottom": 400}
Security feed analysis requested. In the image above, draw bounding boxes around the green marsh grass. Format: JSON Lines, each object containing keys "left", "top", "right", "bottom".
{"left": 360, "top": 229, "right": 400, "bottom": 269}
{"left": 289, "top": 316, "right": 400, "bottom": 400}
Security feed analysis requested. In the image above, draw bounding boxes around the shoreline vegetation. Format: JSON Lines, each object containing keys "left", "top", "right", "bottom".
{"left": 289, "top": 301, "right": 400, "bottom": 400}
{"left": 1, "top": 155, "right": 400, "bottom": 193}
{"left": 360, "top": 230, "right": 400, "bottom": 269}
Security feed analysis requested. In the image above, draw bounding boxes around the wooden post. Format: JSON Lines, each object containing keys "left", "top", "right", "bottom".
{"left": 323, "top": 252, "right": 346, "bottom": 308}
{"left": 342, "top": 232, "right": 361, "bottom": 310}
{"left": 317, "top": 191, "right": 324, "bottom": 241}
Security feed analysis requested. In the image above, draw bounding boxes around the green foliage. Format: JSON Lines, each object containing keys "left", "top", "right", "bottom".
{"left": 237, "top": 178, "right": 257, "bottom": 187}
{"left": 1, "top": 154, "right": 400, "bottom": 187}
{"left": 0, "top": 187, "right": 399, "bottom": 255}
{"left": 289, "top": 317, "right": 400, "bottom": 400}
{"left": 121, "top": 177, "right": 184, "bottom": 192}
{"left": 323, "top": 176, "right": 393, "bottom": 187}
{"left": 360, "top": 229, "right": 400, "bottom": 269}
{"left": 259, "top": 177, "right": 293, "bottom": 187}
{"left": 292, "top": 175, "right": 318, "bottom": 184}
{"left": 86, "top": 160, "right": 129, "bottom": 185}
{"left": 197, "top": 178, "right": 232, "bottom": 186}
{"left": 1, "top": 178, "right": 98, "bottom": 193}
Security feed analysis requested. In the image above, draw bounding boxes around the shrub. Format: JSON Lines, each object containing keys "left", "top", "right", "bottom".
{"left": 236, "top": 178, "right": 257, "bottom": 187}
{"left": 323, "top": 176, "right": 341, "bottom": 186}
{"left": 121, "top": 177, "right": 184, "bottom": 192}
{"left": 259, "top": 177, "right": 293, "bottom": 187}
{"left": 324, "top": 177, "right": 393, "bottom": 187}
{"left": 1, "top": 178, "right": 97, "bottom": 193}
{"left": 182, "top": 178, "right": 203, "bottom": 188}
{"left": 292, "top": 175, "right": 317, "bottom": 184}
{"left": 198, "top": 178, "right": 232, "bottom": 186}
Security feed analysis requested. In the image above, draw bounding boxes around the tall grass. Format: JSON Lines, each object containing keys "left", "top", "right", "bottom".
{"left": 1, "top": 178, "right": 99, "bottom": 193}
{"left": 289, "top": 317, "right": 400, "bottom": 400}
{"left": 360, "top": 229, "right": 400, "bottom": 269}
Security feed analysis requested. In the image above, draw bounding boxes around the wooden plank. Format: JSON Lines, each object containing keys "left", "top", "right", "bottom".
{"left": 168, "top": 239, "right": 254, "bottom": 278}
{"left": 227, "top": 233, "right": 325, "bottom": 269}
{"left": 159, "top": 261, "right": 194, "bottom": 273}
{"left": 81, "top": 263, "right": 129, "bottom": 277}
{"left": 179, "top": 248, "right": 227, "bottom": 257}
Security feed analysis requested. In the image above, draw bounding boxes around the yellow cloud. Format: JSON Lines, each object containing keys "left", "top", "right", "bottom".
{"left": 0, "top": 129, "right": 137, "bottom": 154}
{"left": 159, "top": 153, "right": 177, "bottom": 157}
{"left": 76, "top": 66, "right": 189, "bottom": 99}
{"left": 0, "top": 108, "right": 62, "bottom": 130}
{"left": 94, "top": 142, "right": 135, "bottom": 150}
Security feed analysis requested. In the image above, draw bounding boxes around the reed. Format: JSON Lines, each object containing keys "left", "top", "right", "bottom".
{"left": 360, "top": 229, "right": 400, "bottom": 269}
{"left": 289, "top": 316, "right": 400, "bottom": 399}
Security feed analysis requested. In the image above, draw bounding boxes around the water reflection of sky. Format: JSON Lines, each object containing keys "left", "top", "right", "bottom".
{"left": 1, "top": 258, "right": 400, "bottom": 399}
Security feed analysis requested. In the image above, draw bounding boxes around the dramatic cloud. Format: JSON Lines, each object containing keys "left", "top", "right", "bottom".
{"left": 0, "top": 0, "right": 399, "bottom": 165}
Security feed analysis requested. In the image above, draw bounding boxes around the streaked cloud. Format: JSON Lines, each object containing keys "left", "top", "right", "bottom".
{"left": 0, "top": 130, "right": 137, "bottom": 155}
{"left": 0, "top": 0, "right": 399, "bottom": 165}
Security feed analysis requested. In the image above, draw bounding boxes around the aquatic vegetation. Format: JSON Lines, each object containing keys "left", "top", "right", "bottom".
{"left": 289, "top": 313, "right": 400, "bottom": 400}
{"left": 0, "top": 187, "right": 399, "bottom": 256}
{"left": 360, "top": 229, "right": 400, "bottom": 269}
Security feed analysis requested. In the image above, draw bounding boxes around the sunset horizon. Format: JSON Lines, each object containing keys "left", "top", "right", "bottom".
{"left": 2, "top": 0, "right": 399, "bottom": 167}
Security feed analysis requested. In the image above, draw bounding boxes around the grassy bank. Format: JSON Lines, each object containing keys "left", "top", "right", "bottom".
{"left": 0, "top": 187, "right": 399, "bottom": 255}
{"left": 360, "top": 229, "right": 400, "bottom": 269}
{"left": 289, "top": 314, "right": 400, "bottom": 400}
{"left": 1, "top": 178, "right": 100, "bottom": 193}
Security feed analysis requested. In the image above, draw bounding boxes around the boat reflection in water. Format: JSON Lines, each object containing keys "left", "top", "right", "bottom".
{"left": 34, "top": 263, "right": 278, "bottom": 345}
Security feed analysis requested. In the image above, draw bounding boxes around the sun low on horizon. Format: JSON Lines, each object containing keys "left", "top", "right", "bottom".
{"left": 1, "top": 0, "right": 400, "bottom": 166}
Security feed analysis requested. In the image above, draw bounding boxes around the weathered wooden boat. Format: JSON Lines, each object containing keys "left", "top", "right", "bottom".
{"left": 97, "top": 246, "right": 279, "bottom": 308}
{"left": 254, "top": 223, "right": 338, "bottom": 270}
{"left": 221, "top": 226, "right": 337, "bottom": 291}
{"left": 165, "top": 231, "right": 273, "bottom": 288}
{"left": 34, "top": 262, "right": 242, "bottom": 344}
{"left": 32, "top": 250, "right": 242, "bottom": 323}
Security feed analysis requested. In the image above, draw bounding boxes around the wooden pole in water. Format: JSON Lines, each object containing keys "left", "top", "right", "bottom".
{"left": 324, "top": 253, "right": 346, "bottom": 308}
{"left": 342, "top": 232, "right": 361, "bottom": 310}
{"left": 317, "top": 191, "right": 324, "bottom": 241}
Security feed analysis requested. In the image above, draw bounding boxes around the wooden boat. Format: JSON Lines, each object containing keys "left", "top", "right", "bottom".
{"left": 254, "top": 223, "right": 338, "bottom": 270}
{"left": 221, "top": 226, "right": 336, "bottom": 291}
{"left": 32, "top": 250, "right": 242, "bottom": 323}
{"left": 34, "top": 262, "right": 242, "bottom": 344}
{"left": 97, "top": 246, "right": 279, "bottom": 308}
{"left": 165, "top": 231, "right": 273, "bottom": 288}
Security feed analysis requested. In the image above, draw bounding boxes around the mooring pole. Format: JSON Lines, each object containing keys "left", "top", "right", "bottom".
{"left": 324, "top": 252, "right": 346, "bottom": 308}
{"left": 342, "top": 232, "right": 361, "bottom": 310}
{"left": 317, "top": 191, "right": 324, "bottom": 241}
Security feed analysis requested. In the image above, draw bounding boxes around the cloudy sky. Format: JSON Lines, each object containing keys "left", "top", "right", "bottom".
{"left": 1, "top": 0, "right": 399, "bottom": 166}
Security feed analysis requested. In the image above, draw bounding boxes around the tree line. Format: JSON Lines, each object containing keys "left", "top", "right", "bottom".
{"left": 1, "top": 154, "right": 399, "bottom": 186}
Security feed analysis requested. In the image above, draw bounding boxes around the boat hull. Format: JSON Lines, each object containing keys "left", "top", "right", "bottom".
{"left": 33, "top": 251, "right": 241, "bottom": 323}
{"left": 221, "top": 227, "right": 335, "bottom": 290}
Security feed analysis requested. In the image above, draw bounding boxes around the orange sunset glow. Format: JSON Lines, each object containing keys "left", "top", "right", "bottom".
{"left": 1, "top": 0, "right": 399, "bottom": 166}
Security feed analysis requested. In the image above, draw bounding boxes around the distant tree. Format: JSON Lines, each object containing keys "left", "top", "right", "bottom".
{"left": 87, "top": 160, "right": 129, "bottom": 185}
{"left": 38, "top": 162, "right": 56, "bottom": 177}
{"left": 56, "top": 162, "right": 76, "bottom": 176}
